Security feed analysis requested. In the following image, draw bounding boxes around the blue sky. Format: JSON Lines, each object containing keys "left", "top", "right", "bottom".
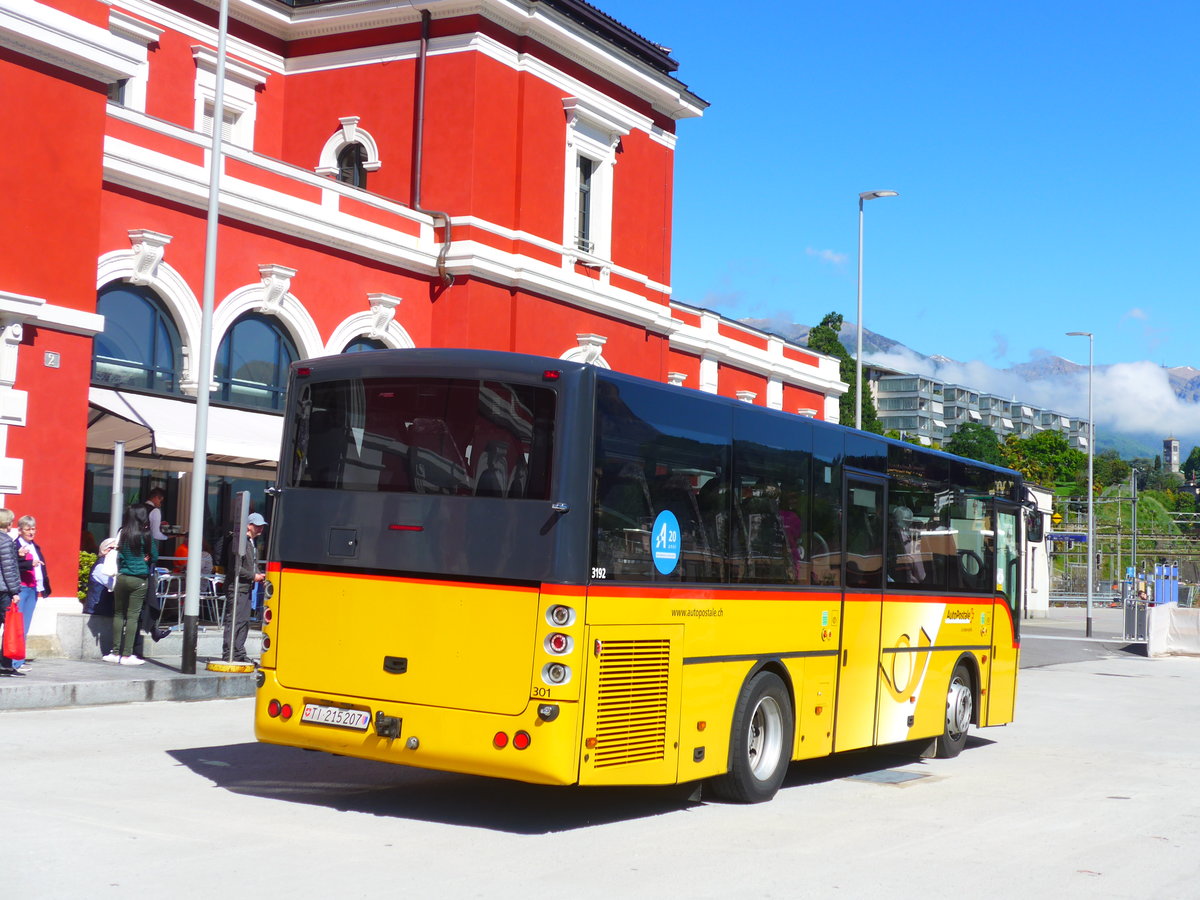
{"left": 599, "top": 1, "right": 1198, "bottom": 374}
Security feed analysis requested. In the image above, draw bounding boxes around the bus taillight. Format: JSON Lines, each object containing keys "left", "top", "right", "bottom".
{"left": 545, "top": 632, "right": 570, "bottom": 654}
{"left": 513, "top": 731, "right": 531, "bottom": 750}
{"left": 547, "top": 604, "right": 573, "bottom": 626}
{"left": 543, "top": 663, "right": 570, "bottom": 685}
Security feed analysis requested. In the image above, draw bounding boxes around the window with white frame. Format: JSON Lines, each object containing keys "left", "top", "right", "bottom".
{"left": 562, "top": 98, "right": 630, "bottom": 262}
{"left": 316, "top": 117, "right": 382, "bottom": 185}
{"left": 107, "top": 11, "right": 163, "bottom": 113}
{"left": 191, "top": 46, "right": 268, "bottom": 150}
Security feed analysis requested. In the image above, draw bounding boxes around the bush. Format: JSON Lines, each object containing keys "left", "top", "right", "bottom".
{"left": 78, "top": 550, "right": 97, "bottom": 602}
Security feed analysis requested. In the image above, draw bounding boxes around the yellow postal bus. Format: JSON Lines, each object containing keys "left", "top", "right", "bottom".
{"left": 255, "top": 349, "right": 1035, "bottom": 802}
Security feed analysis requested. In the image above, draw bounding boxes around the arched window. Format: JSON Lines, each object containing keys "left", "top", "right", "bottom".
{"left": 214, "top": 314, "right": 298, "bottom": 411}
{"left": 343, "top": 336, "right": 387, "bottom": 353}
{"left": 94, "top": 283, "right": 182, "bottom": 394}
{"left": 337, "top": 143, "right": 368, "bottom": 189}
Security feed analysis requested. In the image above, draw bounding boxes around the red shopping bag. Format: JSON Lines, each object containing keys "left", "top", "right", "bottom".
{"left": 3, "top": 601, "right": 24, "bottom": 660}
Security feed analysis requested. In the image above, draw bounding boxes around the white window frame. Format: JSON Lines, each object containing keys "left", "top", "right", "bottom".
{"left": 315, "top": 117, "right": 382, "bottom": 179}
{"left": 191, "top": 46, "right": 268, "bottom": 150}
{"left": 107, "top": 11, "right": 162, "bottom": 114}
{"left": 562, "top": 97, "right": 629, "bottom": 265}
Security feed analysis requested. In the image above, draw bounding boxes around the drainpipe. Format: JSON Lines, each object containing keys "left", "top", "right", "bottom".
{"left": 413, "top": 9, "right": 454, "bottom": 289}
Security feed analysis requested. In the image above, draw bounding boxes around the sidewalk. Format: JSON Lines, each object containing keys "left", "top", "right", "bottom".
{"left": 1021, "top": 604, "right": 1139, "bottom": 642}
{"left": 0, "top": 657, "right": 256, "bottom": 711}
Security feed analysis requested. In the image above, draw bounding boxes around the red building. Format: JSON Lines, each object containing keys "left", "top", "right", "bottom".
{"left": 1, "top": 0, "right": 844, "bottom": 649}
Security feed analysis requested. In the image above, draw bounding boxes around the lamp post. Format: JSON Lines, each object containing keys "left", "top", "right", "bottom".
{"left": 855, "top": 190, "right": 899, "bottom": 430}
{"left": 181, "top": 0, "right": 230, "bottom": 673}
{"left": 1067, "top": 330, "right": 1094, "bottom": 638}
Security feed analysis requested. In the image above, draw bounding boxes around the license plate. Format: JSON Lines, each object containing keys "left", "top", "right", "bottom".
{"left": 300, "top": 703, "right": 371, "bottom": 731}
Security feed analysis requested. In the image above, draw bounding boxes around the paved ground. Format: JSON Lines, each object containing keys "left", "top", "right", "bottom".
{"left": 3, "top": 650, "right": 1199, "bottom": 898}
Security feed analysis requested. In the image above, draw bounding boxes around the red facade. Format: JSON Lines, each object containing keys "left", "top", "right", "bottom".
{"left": 0, "top": 0, "right": 844, "bottom": 642}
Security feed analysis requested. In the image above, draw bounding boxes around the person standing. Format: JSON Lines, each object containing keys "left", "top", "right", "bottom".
{"left": 139, "top": 488, "right": 172, "bottom": 642}
{"left": 223, "top": 512, "right": 266, "bottom": 663}
{"left": 0, "top": 509, "right": 27, "bottom": 676}
{"left": 143, "top": 487, "right": 171, "bottom": 542}
{"left": 11, "top": 514, "right": 50, "bottom": 672}
{"left": 108, "top": 505, "right": 156, "bottom": 665}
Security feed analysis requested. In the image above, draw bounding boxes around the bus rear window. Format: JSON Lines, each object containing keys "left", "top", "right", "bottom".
{"left": 290, "top": 377, "right": 555, "bottom": 498}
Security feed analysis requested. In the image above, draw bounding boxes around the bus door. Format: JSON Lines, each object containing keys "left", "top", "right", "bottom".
{"left": 833, "top": 474, "right": 885, "bottom": 752}
{"left": 985, "top": 502, "right": 1021, "bottom": 725}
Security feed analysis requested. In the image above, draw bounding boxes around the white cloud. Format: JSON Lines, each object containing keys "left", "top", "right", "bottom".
{"left": 1125, "top": 308, "right": 1148, "bottom": 320}
{"left": 805, "top": 247, "right": 848, "bottom": 266}
{"left": 866, "top": 348, "right": 1200, "bottom": 446}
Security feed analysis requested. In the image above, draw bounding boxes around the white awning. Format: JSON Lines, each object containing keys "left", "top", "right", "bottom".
{"left": 88, "top": 387, "right": 283, "bottom": 464}
{"left": 968, "top": 410, "right": 982, "bottom": 421}
{"left": 1001, "top": 418, "right": 1014, "bottom": 429}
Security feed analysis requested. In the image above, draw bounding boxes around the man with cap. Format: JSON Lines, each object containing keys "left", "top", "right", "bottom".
{"left": 222, "top": 511, "right": 267, "bottom": 663}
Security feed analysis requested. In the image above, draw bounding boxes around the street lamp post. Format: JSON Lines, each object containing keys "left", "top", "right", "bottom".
{"left": 1067, "top": 330, "right": 1095, "bottom": 638}
{"left": 855, "top": 190, "right": 899, "bottom": 430}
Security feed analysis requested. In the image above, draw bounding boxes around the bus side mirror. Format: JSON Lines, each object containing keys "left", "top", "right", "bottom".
{"left": 1026, "top": 510, "right": 1045, "bottom": 543}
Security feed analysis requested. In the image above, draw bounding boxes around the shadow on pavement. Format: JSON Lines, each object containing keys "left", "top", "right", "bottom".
{"left": 169, "top": 730, "right": 998, "bottom": 830}
{"left": 168, "top": 742, "right": 699, "bottom": 833}
{"left": 776, "top": 735, "right": 996, "bottom": 794}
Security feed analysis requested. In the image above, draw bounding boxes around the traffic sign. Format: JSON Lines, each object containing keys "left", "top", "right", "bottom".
{"left": 1047, "top": 532, "right": 1087, "bottom": 544}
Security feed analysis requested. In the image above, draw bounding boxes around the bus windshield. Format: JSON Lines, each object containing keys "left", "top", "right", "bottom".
{"left": 289, "top": 376, "right": 556, "bottom": 498}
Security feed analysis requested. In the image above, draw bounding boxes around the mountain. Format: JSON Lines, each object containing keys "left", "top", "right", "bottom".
{"left": 740, "top": 316, "right": 1190, "bottom": 459}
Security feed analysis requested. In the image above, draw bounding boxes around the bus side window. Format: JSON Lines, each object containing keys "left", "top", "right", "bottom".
{"left": 651, "top": 471, "right": 720, "bottom": 582}
{"left": 593, "top": 461, "right": 653, "bottom": 578}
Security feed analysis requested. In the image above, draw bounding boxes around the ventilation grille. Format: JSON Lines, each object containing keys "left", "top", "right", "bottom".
{"left": 593, "top": 639, "right": 670, "bottom": 768}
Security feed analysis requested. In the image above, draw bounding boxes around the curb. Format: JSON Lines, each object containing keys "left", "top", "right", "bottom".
{"left": 0, "top": 664, "right": 256, "bottom": 711}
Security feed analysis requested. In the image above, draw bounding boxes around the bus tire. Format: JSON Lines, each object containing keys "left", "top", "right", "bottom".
{"left": 935, "top": 663, "right": 973, "bottom": 759}
{"left": 710, "top": 670, "right": 793, "bottom": 803}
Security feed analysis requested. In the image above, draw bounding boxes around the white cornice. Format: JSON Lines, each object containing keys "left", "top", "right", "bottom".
{"left": 668, "top": 315, "right": 846, "bottom": 396}
{"left": 287, "top": 31, "right": 666, "bottom": 142}
{"left": 122, "top": 0, "right": 702, "bottom": 121}
{"left": 452, "top": 215, "right": 671, "bottom": 295}
{"left": 0, "top": 291, "right": 105, "bottom": 336}
{"left": 1, "top": 0, "right": 142, "bottom": 82}
{"left": 108, "top": 10, "right": 164, "bottom": 45}
{"left": 192, "top": 45, "right": 270, "bottom": 86}
{"left": 114, "top": 0, "right": 285, "bottom": 74}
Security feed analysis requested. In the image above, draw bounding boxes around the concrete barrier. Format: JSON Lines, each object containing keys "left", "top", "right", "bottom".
{"left": 1147, "top": 606, "right": 1200, "bottom": 657}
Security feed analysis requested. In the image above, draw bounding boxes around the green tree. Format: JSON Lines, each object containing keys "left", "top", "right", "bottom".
{"left": 1003, "top": 431, "right": 1087, "bottom": 486}
{"left": 1183, "top": 446, "right": 1200, "bottom": 481}
{"left": 1141, "top": 488, "right": 1196, "bottom": 514}
{"left": 807, "top": 311, "right": 883, "bottom": 434}
{"left": 1094, "top": 449, "right": 1132, "bottom": 488}
{"left": 944, "top": 422, "right": 1004, "bottom": 466}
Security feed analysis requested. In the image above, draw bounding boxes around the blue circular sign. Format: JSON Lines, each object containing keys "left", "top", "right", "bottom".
{"left": 651, "top": 510, "right": 682, "bottom": 575}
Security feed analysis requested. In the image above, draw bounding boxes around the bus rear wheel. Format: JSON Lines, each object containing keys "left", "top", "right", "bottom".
{"left": 710, "top": 671, "right": 794, "bottom": 803}
{"left": 935, "top": 663, "right": 973, "bottom": 759}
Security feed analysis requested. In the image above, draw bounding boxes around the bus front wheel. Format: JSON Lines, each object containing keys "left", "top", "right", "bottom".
{"left": 935, "top": 664, "right": 973, "bottom": 758}
{"left": 710, "top": 671, "right": 794, "bottom": 803}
